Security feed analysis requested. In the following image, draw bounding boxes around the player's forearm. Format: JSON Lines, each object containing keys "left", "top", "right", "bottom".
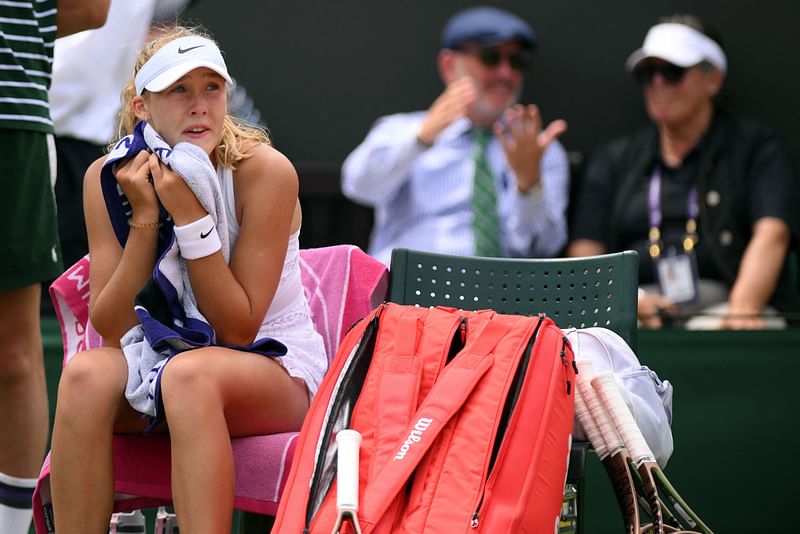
{"left": 90, "top": 235, "right": 158, "bottom": 344}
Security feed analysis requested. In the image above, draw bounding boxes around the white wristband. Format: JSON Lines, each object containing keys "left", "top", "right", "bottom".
{"left": 173, "top": 214, "right": 221, "bottom": 260}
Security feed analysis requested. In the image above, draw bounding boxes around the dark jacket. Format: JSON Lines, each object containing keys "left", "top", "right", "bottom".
{"left": 578, "top": 110, "right": 800, "bottom": 313}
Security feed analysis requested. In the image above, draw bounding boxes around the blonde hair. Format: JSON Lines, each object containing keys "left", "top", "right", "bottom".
{"left": 115, "top": 25, "right": 269, "bottom": 169}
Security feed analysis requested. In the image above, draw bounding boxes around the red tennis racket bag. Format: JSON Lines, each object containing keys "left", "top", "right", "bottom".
{"left": 273, "top": 303, "right": 575, "bottom": 533}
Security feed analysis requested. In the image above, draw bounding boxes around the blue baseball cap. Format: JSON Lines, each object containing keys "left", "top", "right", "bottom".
{"left": 441, "top": 6, "right": 536, "bottom": 50}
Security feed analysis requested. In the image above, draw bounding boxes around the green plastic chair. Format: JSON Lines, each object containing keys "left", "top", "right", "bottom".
{"left": 388, "top": 248, "right": 638, "bottom": 348}
{"left": 387, "top": 247, "right": 640, "bottom": 534}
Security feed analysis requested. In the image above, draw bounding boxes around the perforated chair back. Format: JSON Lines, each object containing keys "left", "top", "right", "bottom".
{"left": 388, "top": 248, "right": 639, "bottom": 349}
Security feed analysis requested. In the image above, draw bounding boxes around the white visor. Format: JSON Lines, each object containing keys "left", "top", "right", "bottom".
{"left": 626, "top": 23, "right": 727, "bottom": 73}
{"left": 134, "top": 36, "right": 233, "bottom": 95}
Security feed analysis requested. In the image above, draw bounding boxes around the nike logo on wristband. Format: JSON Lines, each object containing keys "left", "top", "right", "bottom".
{"left": 178, "top": 45, "right": 205, "bottom": 54}
{"left": 200, "top": 227, "right": 214, "bottom": 239}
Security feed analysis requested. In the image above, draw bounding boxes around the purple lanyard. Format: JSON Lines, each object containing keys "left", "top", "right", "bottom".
{"left": 648, "top": 166, "right": 699, "bottom": 257}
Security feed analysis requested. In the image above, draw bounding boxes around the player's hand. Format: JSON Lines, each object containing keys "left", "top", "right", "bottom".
{"left": 417, "top": 78, "right": 477, "bottom": 146}
{"left": 113, "top": 150, "right": 160, "bottom": 223}
{"left": 148, "top": 154, "right": 206, "bottom": 225}
{"left": 494, "top": 104, "right": 567, "bottom": 193}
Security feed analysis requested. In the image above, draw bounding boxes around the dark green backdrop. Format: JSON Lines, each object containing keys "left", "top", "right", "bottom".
{"left": 184, "top": 0, "right": 799, "bottom": 175}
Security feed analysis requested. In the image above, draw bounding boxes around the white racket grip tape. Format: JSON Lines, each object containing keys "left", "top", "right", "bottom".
{"left": 575, "top": 359, "right": 595, "bottom": 385}
{"left": 575, "top": 361, "right": 608, "bottom": 456}
{"left": 575, "top": 387, "right": 609, "bottom": 458}
{"left": 576, "top": 361, "right": 624, "bottom": 456}
{"left": 585, "top": 383, "right": 625, "bottom": 456}
{"left": 592, "top": 372, "right": 656, "bottom": 466}
{"left": 336, "top": 429, "right": 362, "bottom": 512}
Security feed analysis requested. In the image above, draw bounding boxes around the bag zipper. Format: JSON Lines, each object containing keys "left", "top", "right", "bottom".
{"left": 446, "top": 316, "right": 468, "bottom": 364}
{"left": 304, "top": 308, "right": 382, "bottom": 529}
{"left": 561, "top": 335, "right": 576, "bottom": 396}
{"left": 470, "top": 314, "right": 545, "bottom": 528}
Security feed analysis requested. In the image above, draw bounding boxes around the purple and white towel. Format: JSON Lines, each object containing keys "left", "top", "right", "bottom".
{"left": 102, "top": 121, "right": 286, "bottom": 431}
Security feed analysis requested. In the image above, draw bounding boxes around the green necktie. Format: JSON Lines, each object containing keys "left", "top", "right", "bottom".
{"left": 471, "top": 129, "right": 501, "bottom": 257}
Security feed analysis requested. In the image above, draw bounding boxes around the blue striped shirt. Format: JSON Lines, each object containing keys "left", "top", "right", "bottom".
{"left": 0, "top": 0, "right": 57, "bottom": 132}
{"left": 342, "top": 112, "right": 570, "bottom": 265}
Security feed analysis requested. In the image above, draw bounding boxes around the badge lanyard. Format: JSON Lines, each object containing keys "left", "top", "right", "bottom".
{"left": 647, "top": 166, "right": 699, "bottom": 259}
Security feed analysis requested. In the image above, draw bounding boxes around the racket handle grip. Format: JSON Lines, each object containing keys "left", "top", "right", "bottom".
{"left": 592, "top": 371, "right": 656, "bottom": 465}
{"left": 336, "top": 429, "right": 362, "bottom": 512}
{"left": 576, "top": 360, "right": 620, "bottom": 458}
{"left": 576, "top": 388, "right": 609, "bottom": 458}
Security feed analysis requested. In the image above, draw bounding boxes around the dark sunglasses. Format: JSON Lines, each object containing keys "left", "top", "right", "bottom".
{"left": 633, "top": 62, "right": 688, "bottom": 85}
{"left": 461, "top": 46, "right": 532, "bottom": 71}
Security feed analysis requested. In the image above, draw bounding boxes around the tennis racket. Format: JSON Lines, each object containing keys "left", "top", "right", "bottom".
{"left": 576, "top": 360, "right": 641, "bottom": 534}
{"left": 582, "top": 367, "right": 693, "bottom": 533}
{"left": 331, "top": 429, "right": 363, "bottom": 534}
{"left": 591, "top": 371, "right": 713, "bottom": 534}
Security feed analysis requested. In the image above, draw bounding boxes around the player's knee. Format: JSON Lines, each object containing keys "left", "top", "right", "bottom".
{"left": 58, "top": 350, "right": 117, "bottom": 404}
{"left": 160, "top": 349, "right": 218, "bottom": 411}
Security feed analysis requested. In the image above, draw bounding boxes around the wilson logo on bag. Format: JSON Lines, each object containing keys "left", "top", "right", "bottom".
{"left": 394, "top": 417, "right": 434, "bottom": 461}
{"left": 274, "top": 303, "right": 576, "bottom": 533}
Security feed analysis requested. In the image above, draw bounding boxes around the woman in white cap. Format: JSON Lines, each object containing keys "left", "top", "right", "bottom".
{"left": 568, "top": 14, "right": 799, "bottom": 329}
{"left": 49, "top": 26, "right": 326, "bottom": 531}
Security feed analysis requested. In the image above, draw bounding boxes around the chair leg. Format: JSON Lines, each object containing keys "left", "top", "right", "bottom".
{"left": 236, "top": 510, "right": 275, "bottom": 533}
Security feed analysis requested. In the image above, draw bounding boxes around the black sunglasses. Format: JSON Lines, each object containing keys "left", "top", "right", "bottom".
{"left": 633, "top": 62, "right": 688, "bottom": 85}
{"left": 461, "top": 46, "right": 532, "bottom": 71}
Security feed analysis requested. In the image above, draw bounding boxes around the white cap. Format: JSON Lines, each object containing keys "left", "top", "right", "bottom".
{"left": 134, "top": 36, "right": 233, "bottom": 95}
{"left": 626, "top": 23, "right": 727, "bottom": 74}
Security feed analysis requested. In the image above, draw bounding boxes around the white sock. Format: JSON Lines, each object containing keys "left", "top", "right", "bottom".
{"left": 0, "top": 471, "right": 36, "bottom": 534}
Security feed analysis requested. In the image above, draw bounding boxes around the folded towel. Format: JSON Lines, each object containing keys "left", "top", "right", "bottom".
{"left": 298, "top": 245, "right": 388, "bottom": 361}
{"left": 101, "top": 122, "right": 286, "bottom": 431}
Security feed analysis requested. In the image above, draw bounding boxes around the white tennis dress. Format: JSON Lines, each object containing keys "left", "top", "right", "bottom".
{"left": 219, "top": 166, "right": 327, "bottom": 396}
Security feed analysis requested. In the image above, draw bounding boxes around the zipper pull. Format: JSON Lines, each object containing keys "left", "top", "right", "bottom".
{"left": 561, "top": 337, "right": 573, "bottom": 396}
{"left": 559, "top": 337, "right": 568, "bottom": 367}
{"left": 565, "top": 338, "right": 578, "bottom": 375}
{"left": 471, "top": 512, "right": 479, "bottom": 528}
{"left": 460, "top": 316, "right": 468, "bottom": 343}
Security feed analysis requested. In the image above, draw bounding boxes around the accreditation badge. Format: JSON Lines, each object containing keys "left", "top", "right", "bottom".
{"left": 654, "top": 247, "right": 699, "bottom": 305}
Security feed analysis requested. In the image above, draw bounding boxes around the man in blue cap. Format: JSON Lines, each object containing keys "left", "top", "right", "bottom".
{"left": 342, "top": 6, "right": 569, "bottom": 265}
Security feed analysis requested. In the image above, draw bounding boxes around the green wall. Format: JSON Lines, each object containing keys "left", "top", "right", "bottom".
{"left": 184, "top": 0, "right": 800, "bottom": 175}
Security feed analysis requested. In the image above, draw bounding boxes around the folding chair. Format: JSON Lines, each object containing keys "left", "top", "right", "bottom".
{"left": 387, "top": 247, "right": 639, "bottom": 534}
{"left": 33, "top": 245, "right": 388, "bottom": 534}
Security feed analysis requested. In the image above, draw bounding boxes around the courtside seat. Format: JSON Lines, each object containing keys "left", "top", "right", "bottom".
{"left": 32, "top": 245, "right": 388, "bottom": 534}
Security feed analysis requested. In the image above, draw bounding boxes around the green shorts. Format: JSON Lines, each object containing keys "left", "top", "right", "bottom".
{"left": 0, "top": 129, "right": 63, "bottom": 291}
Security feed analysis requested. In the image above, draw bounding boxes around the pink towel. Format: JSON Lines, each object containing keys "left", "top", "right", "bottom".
{"left": 299, "top": 244, "right": 388, "bottom": 361}
{"left": 33, "top": 245, "right": 388, "bottom": 532}
{"left": 48, "top": 254, "right": 102, "bottom": 363}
